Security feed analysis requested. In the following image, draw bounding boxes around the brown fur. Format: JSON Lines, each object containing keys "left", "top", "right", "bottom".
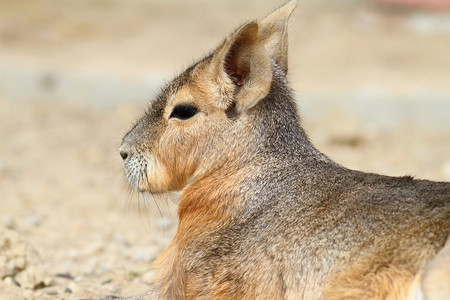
{"left": 114, "top": 1, "right": 450, "bottom": 299}
{"left": 325, "top": 259, "right": 417, "bottom": 299}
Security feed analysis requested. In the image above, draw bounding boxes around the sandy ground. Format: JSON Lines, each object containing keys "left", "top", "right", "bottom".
{"left": 0, "top": 0, "right": 449, "bottom": 299}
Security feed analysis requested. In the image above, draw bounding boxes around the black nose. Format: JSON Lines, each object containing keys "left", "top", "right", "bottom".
{"left": 119, "top": 144, "right": 131, "bottom": 160}
{"left": 120, "top": 150, "right": 128, "bottom": 160}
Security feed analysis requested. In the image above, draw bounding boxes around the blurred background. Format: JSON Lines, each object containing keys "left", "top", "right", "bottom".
{"left": 0, "top": 0, "right": 449, "bottom": 298}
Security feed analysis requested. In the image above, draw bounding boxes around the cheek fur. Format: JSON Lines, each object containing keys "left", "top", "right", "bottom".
{"left": 144, "top": 154, "right": 172, "bottom": 192}
{"left": 156, "top": 129, "right": 201, "bottom": 188}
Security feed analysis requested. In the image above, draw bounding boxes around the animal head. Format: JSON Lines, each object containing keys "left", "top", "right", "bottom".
{"left": 120, "top": 1, "right": 297, "bottom": 194}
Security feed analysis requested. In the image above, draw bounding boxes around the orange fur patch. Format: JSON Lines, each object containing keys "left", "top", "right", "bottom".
{"left": 324, "top": 264, "right": 417, "bottom": 300}
{"left": 151, "top": 170, "right": 246, "bottom": 299}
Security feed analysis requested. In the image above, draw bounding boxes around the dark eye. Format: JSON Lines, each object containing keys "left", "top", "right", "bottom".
{"left": 169, "top": 104, "right": 198, "bottom": 120}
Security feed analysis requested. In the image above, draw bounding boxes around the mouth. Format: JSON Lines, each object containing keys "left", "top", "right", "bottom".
{"left": 122, "top": 152, "right": 172, "bottom": 194}
{"left": 122, "top": 160, "right": 149, "bottom": 192}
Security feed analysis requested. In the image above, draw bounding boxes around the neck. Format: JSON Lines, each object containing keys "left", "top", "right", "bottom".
{"left": 249, "top": 72, "right": 334, "bottom": 166}
{"left": 178, "top": 73, "right": 338, "bottom": 224}
{"left": 178, "top": 167, "right": 245, "bottom": 223}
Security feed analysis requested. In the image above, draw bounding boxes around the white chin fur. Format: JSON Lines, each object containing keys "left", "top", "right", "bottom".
{"left": 124, "top": 153, "right": 167, "bottom": 193}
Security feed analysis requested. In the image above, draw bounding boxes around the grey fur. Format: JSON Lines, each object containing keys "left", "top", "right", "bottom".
{"left": 115, "top": 3, "right": 450, "bottom": 299}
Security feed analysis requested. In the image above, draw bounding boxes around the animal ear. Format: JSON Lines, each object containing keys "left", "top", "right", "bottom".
{"left": 209, "top": 22, "right": 273, "bottom": 113}
{"left": 259, "top": 0, "right": 297, "bottom": 74}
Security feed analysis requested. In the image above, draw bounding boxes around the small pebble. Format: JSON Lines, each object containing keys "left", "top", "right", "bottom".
{"left": 12, "top": 276, "right": 21, "bottom": 287}
{"left": 81, "top": 264, "right": 96, "bottom": 275}
{"left": 55, "top": 272, "right": 74, "bottom": 280}
{"left": 42, "top": 288, "right": 58, "bottom": 295}
{"left": 67, "top": 249, "right": 79, "bottom": 259}
{"left": 1, "top": 215, "right": 16, "bottom": 229}
{"left": 112, "top": 233, "right": 125, "bottom": 243}
{"left": 43, "top": 276, "right": 53, "bottom": 286}
{"left": 64, "top": 287, "right": 72, "bottom": 294}
{"left": 25, "top": 215, "right": 41, "bottom": 227}
{"left": 109, "top": 285, "right": 122, "bottom": 294}
{"left": 82, "top": 242, "right": 105, "bottom": 256}
{"left": 4, "top": 276, "right": 17, "bottom": 286}
{"left": 99, "top": 262, "right": 113, "bottom": 273}
{"left": 101, "top": 278, "right": 112, "bottom": 285}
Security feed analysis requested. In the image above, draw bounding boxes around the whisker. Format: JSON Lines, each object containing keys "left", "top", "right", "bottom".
{"left": 120, "top": 172, "right": 134, "bottom": 215}
{"left": 142, "top": 193, "right": 153, "bottom": 234}
{"left": 124, "top": 187, "right": 134, "bottom": 216}
{"left": 120, "top": 154, "right": 175, "bottom": 248}
{"left": 153, "top": 195, "right": 165, "bottom": 245}
{"left": 137, "top": 192, "right": 150, "bottom": 234}
{"left": 142, "top": 170, "right": 156, "bottom": 234}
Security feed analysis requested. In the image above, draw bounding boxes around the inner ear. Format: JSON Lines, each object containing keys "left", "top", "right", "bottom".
{"left": 209, "top": 22, "right": 272, "bottom": 112}
{"left": 224, "top": 41, "right": 249, "bottom": 87}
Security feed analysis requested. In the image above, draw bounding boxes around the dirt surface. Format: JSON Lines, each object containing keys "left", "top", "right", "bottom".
{"left": 0, "top": 0, "right": 449, "bottom": 299}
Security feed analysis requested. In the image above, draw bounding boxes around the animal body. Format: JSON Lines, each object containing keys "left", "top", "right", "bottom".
{"left": 117, "top": 1, "right": 450, "bottom": 299}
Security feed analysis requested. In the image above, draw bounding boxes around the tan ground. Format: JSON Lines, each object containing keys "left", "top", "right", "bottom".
{"left": 0, "top": 0, "right": 449, "bottom": 299}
